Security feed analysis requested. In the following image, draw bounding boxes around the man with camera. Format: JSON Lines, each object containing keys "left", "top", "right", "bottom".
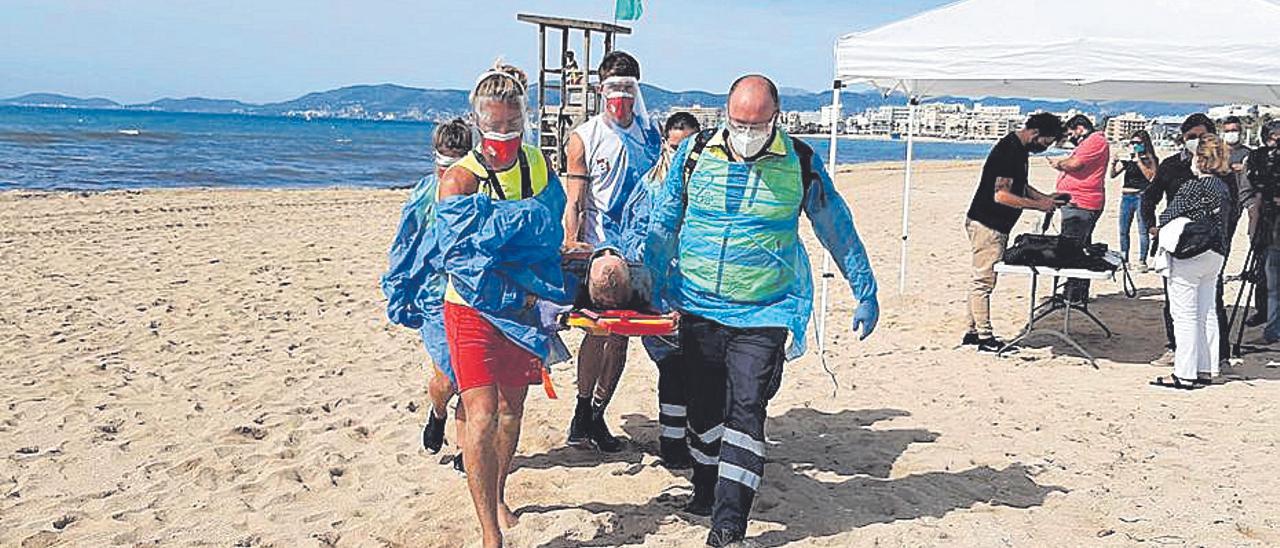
{"left": 962, "top": 112, "right": 1065, "bottom": 353}
{"left": 1248, "top": 121, "right": 1280, "bottom": 343}
{"left": 1223, "top": 116, "right": 1268, "bottom": 327}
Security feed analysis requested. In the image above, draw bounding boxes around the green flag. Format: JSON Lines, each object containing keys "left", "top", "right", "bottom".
{"left": 615, "top": 0, "right": 642, "bottom": 21}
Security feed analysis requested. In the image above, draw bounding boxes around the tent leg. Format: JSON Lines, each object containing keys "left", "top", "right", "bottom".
{"left": 899, "top": 96, "right": 918, "bottom": 294}
{"left": 819, "top": 80, "right": 842, "bottom": 358}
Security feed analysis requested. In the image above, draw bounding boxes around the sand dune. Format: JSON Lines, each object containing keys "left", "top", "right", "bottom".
{"left": 2, "top": 161, "right": 1278, "bottom": 547}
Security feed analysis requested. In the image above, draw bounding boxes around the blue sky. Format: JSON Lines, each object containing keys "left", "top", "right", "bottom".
{"left": 0, "top": 0, "right": 954, "bottom": 104}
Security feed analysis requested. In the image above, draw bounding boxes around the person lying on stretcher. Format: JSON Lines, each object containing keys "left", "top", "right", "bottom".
{"left": 564, "top": 247, "right": 653, "bottom": 310}
{"left": 561, "top": 247, "right": 676, "bottom": 336}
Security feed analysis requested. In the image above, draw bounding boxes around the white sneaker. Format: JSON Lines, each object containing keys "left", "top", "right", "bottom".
{"left": 1150, "top": 349, "right": 1175, "bottom": 367}
{"left": 1135, "top": 263, "right": 1150, "bottom": 274}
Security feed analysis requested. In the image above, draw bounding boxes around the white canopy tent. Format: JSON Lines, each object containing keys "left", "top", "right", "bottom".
{"left": 815, "top": 0, "right": 1280, "bottom": 357}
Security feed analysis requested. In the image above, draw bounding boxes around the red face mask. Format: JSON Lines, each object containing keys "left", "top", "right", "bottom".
{"left": 481, "top": 131, "right": 521, "bottom": 167}
{"left": 606, "top": 95, "right": 635, "bottom": 124}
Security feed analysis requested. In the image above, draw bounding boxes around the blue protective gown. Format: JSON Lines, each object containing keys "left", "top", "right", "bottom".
{"left": 644, "top": 128, "right": 877, "bottom": 360}
{"left": 380, "top": 175, "right": 452, "bottom": 381}
{"left": 433, "top": 174, "right": 573, "bottom": 364}
{"left": 380, "top": 173, "right": 573, "bottom": 382}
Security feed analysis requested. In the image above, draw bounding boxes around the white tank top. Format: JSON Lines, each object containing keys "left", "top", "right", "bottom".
{"left": 572, "top": 116, "right": 653, "bottom": 246}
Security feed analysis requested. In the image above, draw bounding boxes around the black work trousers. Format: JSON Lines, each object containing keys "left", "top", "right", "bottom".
{"left": 680, "top": 314, "right": 786, "bottom": 536}
{"left": 656, "top": 351, "right": 688, "bottom": 445}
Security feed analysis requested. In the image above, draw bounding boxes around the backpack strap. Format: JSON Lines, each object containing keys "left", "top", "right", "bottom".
{"left": 680, "top": 130, "right": 819, "bottom": 213}
{"left": 517, "top": 148, "right": 532, "bottom": 199}
{"left": 681, "top": 128, "right": 718, "bottom": 188}
{"left": 680, "top": 128, "right": 718, "bottom": 214}
{"left": 474, "top": 148, "right": 533, "bottom": 200}
{"left": 789, "top": 136, "right": 818, "bottom": 196}
{"left": 474, "top": 153, "right": 506, "bottom": 201}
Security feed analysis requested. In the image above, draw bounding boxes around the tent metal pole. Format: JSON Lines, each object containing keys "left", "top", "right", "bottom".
{"left": 819, "top": 79, "right": 842, "bottom": 359}
{"left": 899, "top": 96, "right": 919, "bottom": 293}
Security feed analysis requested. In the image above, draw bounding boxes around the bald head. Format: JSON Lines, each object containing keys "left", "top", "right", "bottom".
{"left": 727, "top": 75, "right": 779, "bottom": 124}
{"left": 588, "top": 254, "right": 631, "bottom": 309}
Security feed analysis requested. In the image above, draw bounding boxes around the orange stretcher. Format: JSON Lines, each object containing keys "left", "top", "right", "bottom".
{"left": 563, "top": 309, "right": 679, "bottom": 337}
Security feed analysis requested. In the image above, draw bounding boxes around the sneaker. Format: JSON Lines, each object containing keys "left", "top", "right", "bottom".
{"left": 659, "top": 438, "right": 692, "bottom": 470}
{"left": 961, "top": 332, "right": 981, "bottom": 346}
{"left": 706, "top": 527, "right": 745, "bottom": 547}
{"left": 1245, "top": 313, "right": 1267, "bottom": 327}
{"left": 976, "top": 336, "right": 1007, "bottom": 354}
{"left": 422, "top": 411, "right": 446, "bottom": 454}
{"left": 1135, "top": 263, "right": 1150, "bottom": 274}
{"left": 567, "top": 397, "right": 591, "bottom": 446}
{"left": 588, "top": 407, "right": 623, "bottom": 453}
{"left": 452, "top": 454, "right": 466, "bottom": 476}
{"left": 1150, "top": 349, "right": 1176, "bottom": 367}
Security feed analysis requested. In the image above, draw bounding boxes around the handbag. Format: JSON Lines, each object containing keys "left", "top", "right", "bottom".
{"left": 1171, "top": 217, "right": 1219, "bottom": 259}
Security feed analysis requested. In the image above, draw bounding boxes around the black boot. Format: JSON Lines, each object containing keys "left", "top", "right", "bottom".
{"left": 452, "top": 454, "right": 466, "bottom": 476}
{"left": 660, "top": 437, "right": 692, "bottom": 469}
{"left": 706, "top": 527, "right": 745, "bottom": 547}
{"left": 588, "top": 404, "right": 622, "bottom": 453}
{"left": 422, "top": 410, "right": 446, "bottom": 454}
{"left": 567, "top": 396, "right": 591, "bottom": 446}
{"left": 683, "top": 477, "right": 715, "bottom": 516}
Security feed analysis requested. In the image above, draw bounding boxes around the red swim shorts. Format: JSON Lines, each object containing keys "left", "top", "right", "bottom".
{"left": 444, "top": 302, "right": 543, "bottom": 392}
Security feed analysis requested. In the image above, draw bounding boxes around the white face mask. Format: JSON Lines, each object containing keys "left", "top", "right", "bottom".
{"left": 1223, "top": 131, "right": 1241, "bottom": 145}
{"left": 435, "top": 151, "right": 462, "bottom": 176}
{"left": 728, "top": 125, "right": 773, "bottom": 159}
{"left": 1184, "top": 138, "right": 1200, "bottom": 156}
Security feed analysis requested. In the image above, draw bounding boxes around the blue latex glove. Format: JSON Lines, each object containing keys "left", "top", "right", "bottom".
{"left": 536, "top": 300, "right": 574, "bottom": 333}
{"left": 851, "top": 298, "right": 879, "bottom": 340}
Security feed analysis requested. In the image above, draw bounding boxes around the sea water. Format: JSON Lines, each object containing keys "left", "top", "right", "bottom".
{"left": 0, "top": 106, "right": 995, "bottom": 191}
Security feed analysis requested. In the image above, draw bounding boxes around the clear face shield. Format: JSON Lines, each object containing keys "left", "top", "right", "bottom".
{"left": 600, "top": 76, "right": 647, "bottom": 128}
{"left": 469, "top": 70, "right": 529, "bottom": 169}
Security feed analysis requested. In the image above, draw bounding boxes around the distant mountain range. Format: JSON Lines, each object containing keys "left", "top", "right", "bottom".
{"left": 0, "top": 83, "right": 1209, "bottom": 122}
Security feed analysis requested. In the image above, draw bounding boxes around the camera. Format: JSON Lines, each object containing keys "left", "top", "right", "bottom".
{"left": 1260, "top": 147, "right": 1280, "bottom": 201}
{"left": 1245, "top": 146, "right": 1280, "bottom": 250}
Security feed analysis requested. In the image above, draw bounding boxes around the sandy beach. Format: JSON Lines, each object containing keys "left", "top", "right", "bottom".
{"left": 2, "top": 160, "right": 1279, "bottom": 547}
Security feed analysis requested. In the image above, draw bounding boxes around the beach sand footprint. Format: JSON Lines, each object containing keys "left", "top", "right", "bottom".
{"left": 521, "top": 408, "right": 1065, "bottom": 547}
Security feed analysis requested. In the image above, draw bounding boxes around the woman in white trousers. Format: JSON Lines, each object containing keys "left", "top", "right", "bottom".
{"left": 1166, "top": 250, "right": 1225, "bottom": 383}
{"left": 1154, "top": 133, "right": 1233, "bottom": 389}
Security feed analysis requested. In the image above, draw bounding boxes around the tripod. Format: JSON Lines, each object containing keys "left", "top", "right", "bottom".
{"left": 1228, "top": 204, "right": 1272, "bottom": 357}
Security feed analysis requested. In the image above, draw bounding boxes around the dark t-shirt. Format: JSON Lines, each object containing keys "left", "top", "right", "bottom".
{"left": 1119, "top": 159, "right": 1153, "bottom": 192}
{"left": 967, "top": 132, "right": 1030, "bottom": 234}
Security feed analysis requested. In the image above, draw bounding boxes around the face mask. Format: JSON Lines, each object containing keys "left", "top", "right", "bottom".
{"left": 1223, "top": 131, "right": 1241, "bottom": 145}
{"left": 1131, "top": 143, "right": 1146, "bottom": 154}
{"left": 1027, "top": 140, "right": 1049, "bottom": 154}
{"left": 434, "top": 151, "right": 461, "bottom": 177}
{"left": 728, "top": 124, "right": 773, "bottom": 159}
{"left": 480, "top": 131, "right": 521, "bottom": 168}
{"left": 1184, "top": 138, "right": 1200, "bottom": 156}
{"left": 1069, "top": 133, "right": 1083, "bottom": 146}
{"left": 605, "top": 93, "right": 635, "bottom": 125}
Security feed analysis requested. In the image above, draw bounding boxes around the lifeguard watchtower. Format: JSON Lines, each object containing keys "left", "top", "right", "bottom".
{"left": 516, "top": 14, "right": 631, "bottom": 173}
